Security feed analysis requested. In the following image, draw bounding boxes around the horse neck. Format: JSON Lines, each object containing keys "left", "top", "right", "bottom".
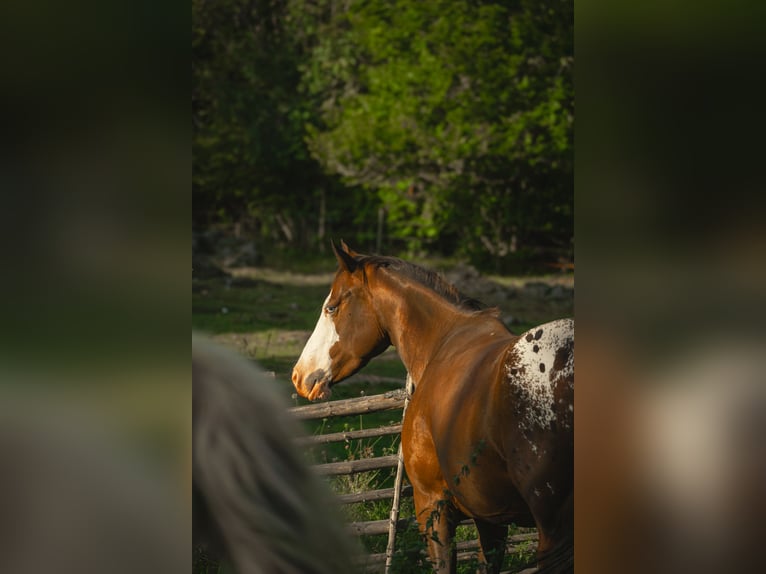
{"left": 372, "top": 272, "right": 469, "bottom": 384}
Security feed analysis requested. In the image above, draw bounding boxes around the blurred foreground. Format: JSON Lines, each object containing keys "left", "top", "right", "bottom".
{"left": 0, "top": 384, "right": 189, "bottom": 574}
{"left": 576, "top": 0, "right": 766, "bottom": 571}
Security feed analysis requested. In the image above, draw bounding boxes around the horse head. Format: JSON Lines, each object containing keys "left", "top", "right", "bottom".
{"left": 291, "top": 241, "right": 391, "bottom": 401}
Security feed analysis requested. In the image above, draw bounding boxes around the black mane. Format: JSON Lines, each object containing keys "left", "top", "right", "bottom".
{"left": 357, "top": 255, "right": 487, "bottom": 312}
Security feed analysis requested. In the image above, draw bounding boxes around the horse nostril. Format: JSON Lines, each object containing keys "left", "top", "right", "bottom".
{"left": 291, "top": 369, "right": 299, "bottom": 385}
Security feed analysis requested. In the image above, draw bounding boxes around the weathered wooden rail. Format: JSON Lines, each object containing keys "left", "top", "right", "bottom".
{"left": 290, "top": 388, "right": 408, "bottom": 419}
{"left": 313, "top": 455, "right": 400, "bottom": 476}
{"left": 289, "top": 385, "right": 537, "bottom": 573}
{"left": 294, "top": 423, "right": 403, "bottom": 446}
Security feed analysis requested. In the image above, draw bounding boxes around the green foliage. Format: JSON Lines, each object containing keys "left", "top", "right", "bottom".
{"left": 193, "top": 0, "right": 357, "bottom": 247}
{"left": 193, "top": 0, "right": 572, "bottom": 270}
{"left": 302, "top": 0, "right": 573, "bottom": 261}
{"left": 389, "top": 520, "right": 432, "bottom": 574}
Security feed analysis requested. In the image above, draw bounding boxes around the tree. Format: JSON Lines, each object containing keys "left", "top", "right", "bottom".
{"left": 192, "top": 0, "right": 573, "bottom": 269}
{"left": 301, "top": 0, "right": 573, "bottom": 264}
{"left": 194, "top": 0, "right": 330, "bottom": 247}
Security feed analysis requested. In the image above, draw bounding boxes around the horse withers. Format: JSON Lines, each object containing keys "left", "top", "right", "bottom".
{"left": 291, "top": 242, "right": 574, "bottom": 574}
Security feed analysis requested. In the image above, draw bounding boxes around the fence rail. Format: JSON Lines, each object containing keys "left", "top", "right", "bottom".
{"left": 313, "top": 454, "right": 400, "bottom": 476}
{"left": 337, "top": 485, "right": 413, "bottom": 505}
{"left": 290, "top": 389, "right": 407, "bottom": 420}
{"left": 295, "top": 423, "right": 403, "bottom": 446}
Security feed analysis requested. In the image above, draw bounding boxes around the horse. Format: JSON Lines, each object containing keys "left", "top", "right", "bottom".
{"left": 291, "top": 242, "right": 574, "bottom": 573}
{"left": 193, "top": 335, "right": 358, "bottom": 574}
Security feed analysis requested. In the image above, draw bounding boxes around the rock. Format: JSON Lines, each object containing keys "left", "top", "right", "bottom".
{"left": 445, "top": 262, "right": 480, "bottom": 283}
{"left": 223, "top": 242, "right": 261, "bottom": 268}
{"left": 502, "top": 289, "right": 518, "bottom": 300}
{"left": 549, "top": 284, "right": 573, "bottom": 300}
{"left": 192, "top": 229, "right": 225, "bottom": 256}
{"left": 522, "top": 281, "right": 550, "bottom": 298}
{"left": 192, "top": 254, "right": 228, "bottom": 279}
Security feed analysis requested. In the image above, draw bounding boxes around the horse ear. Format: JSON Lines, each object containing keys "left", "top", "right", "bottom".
{"left": 332, "top": 240, "right": 357, "bottom": 273}
{"left": 340, "top": 239, "right": 359, "bottom": 257}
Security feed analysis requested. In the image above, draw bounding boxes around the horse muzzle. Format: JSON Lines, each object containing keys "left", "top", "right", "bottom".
{"left": 292, "top": 368, "right": 332, "bottom": 401}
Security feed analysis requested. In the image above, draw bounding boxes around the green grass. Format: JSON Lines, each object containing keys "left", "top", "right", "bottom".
{"left": 192, "top": 278, "right": 330, "bottom": 333}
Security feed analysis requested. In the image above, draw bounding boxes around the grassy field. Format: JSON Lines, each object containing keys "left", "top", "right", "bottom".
{"left": 192, "top": 261, "right": 572, "bottom": 573}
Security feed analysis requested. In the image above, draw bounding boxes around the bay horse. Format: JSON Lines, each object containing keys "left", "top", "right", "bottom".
{"left": 291, "top": 242, "right": 574, "bottom": 573}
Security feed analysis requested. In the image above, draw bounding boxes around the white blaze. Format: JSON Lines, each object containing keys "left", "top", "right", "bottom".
{"left": 296, "top": 294, "right": 339, "bottom": 376}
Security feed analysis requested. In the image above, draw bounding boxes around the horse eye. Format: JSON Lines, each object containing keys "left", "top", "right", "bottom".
{"left": 325, "top": 305, "right": 337, "bottom": 314}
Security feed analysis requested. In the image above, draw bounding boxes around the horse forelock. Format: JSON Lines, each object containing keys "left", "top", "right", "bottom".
{"left": 355, "top": 254, "right": 488, "bottom": 312}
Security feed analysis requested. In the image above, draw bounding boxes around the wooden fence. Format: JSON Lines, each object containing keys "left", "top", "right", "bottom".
{"left": 289, "top": 384, "right": 538, "bottom": 573}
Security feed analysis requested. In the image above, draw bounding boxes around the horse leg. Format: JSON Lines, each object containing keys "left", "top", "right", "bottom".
{"left": 413, "top": 492, "right": 458, "bottom": 574}
{"left": 474, "top": 519, "right": 507, "bottom": 574}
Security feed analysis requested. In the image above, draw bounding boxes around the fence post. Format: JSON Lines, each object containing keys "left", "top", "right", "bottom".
{"left": 384, "top": 373, "right": 415, "bottom": 574}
